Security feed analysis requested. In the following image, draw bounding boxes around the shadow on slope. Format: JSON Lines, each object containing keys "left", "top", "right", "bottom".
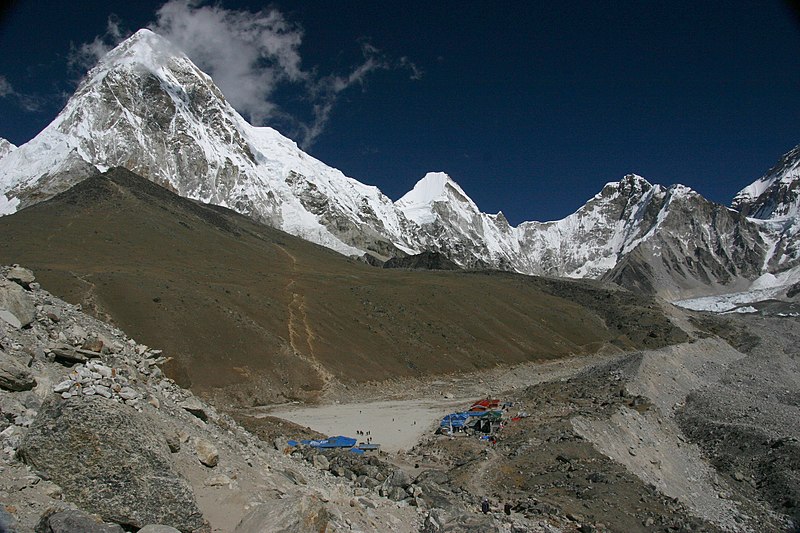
{"left": 0, "top": 168, "right": 686, "bottom": 407}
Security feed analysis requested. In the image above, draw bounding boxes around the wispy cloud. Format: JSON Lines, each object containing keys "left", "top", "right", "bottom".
{"left": 0, "top": 75, "right": 43, "bottom": 112}
{"left": 68, "top": 16, "right": 129, "bottom": 74}
{"left": 0, "top": 76, "right": 12, "bottom": 97}
{"left": 151, "top": 1, "right": 304, "bottom": 129}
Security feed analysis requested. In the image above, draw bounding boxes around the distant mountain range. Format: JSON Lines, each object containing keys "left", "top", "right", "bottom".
{"left": 1, "top": 28, "right": 798, "bottom": 310}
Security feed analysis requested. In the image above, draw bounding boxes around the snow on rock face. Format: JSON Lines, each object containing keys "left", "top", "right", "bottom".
{"left": 731, "top": 143, "right": 800, "bottom": 273}
{"left": 396, "top": 172, "right": 479, "bottom": 225}
{"left": 733, "top": 143, "right": 800, "bottom": 220}
{"left": 0, "top": 29, "right": 415, "bottom": 258}
{"left": 0, "top": 138, "right": 15, "bottom": 162}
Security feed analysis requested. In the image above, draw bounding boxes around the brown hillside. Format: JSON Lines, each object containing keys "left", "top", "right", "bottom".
{"left": 0, "top": 168, "right": 686, "bottom": 406}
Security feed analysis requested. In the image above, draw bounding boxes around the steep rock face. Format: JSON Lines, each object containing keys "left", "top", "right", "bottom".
{"left": 605, "top": 187, "right": 769, "bottom": 299}
{"left": 0, "top": 29, "right": 416, "bottom": 258}
{"left": 517, "top": 174, "right": 666, "bottom": 278}
{"left": 396, "top": 172, "right": 517, "bottom": 270}
{"left": 732, "top": 144, "right": 800, "bottom": 274}
{"left": 733, "top": 143, "right": 800, "bottom": 220}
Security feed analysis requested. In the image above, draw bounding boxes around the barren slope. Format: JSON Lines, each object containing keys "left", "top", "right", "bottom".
{"left": 0, "top": 168, "right": 686, "bottom": 407}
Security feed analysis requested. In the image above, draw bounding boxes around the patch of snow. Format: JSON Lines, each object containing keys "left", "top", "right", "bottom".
{"left": 674, "top": 264, "right": 800, "bottom": 312}
{"left": 0, "top": 194, "right": 19, "bottom": 216}
{"left": 725, "top": 306, "right": 758, "bottom": 314}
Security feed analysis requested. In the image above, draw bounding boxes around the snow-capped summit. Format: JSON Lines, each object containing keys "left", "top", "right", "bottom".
{"left": 396, "top": 172, "right": 481, "bottom": 225}
{"left": 0, "top": 138, "right": 15, "bottom": 161}
{"left": 91, "top": 28, "right": 181, "bottom": 76}
{"left": 0, "top": 27, "right": 419, "bottom": 257}
{"left": 733, "top": 143, "right": 800, "bottom": 220}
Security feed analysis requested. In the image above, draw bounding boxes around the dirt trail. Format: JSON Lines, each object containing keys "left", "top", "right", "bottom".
{"left": 275, "top": 244, "right": 335, "bottom": 387}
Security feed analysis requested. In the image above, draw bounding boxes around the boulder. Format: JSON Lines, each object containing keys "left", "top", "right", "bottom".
{"left": 234, "top": 495, "right": 330, "bottom": 533}
{"left": 35, "top": 509, "right": 125, "bottom": 533}
{"left": 7, "top": 266, "right": 35, "bottom": 289}
{"left": 0, "top": 350, "right": 36, "bottom": 391}
{"left": 0, "top": 506, "right": 18, "bottom": 533}
{"left": 312, "top": 454, "right": 330, "bottom": 470}
{"left": 194, "top": 438, "right": 219, "bottom": 467}
{"left": 388, "top": 468, "right": 412, "bottom": 488}
{"left": 0, "top": 278, "right": 35, "bottom": 329}
{"left": 137, "top": 526, "right": 182, "bottom": 533}
{"left": 19, "top": 396, "right": 207, "bottom": 532}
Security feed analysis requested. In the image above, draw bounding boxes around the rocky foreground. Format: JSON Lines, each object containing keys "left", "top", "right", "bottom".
{"left": 0, "top": 266, "right": 427, "bottom": 532}
{"left": 1, "top": 264, "right": 799, "bottom": 532}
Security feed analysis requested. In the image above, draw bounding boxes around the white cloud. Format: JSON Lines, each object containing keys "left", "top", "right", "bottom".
{"left": 149, "top": 1, "right": 418, "bottom": 147}
{"left": 0, "top": 75, "right": 43, "bottom": 112}
{"left": 151, "top": 1, "right": 305, "bottom": 128}
{"left": 0, "top": 76, "right": 12, "bottom": 97}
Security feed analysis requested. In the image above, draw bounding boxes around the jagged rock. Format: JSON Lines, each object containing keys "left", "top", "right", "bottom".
{"left": 280, "top": 468, "right": 307, "bottom": 486}
{"left": 194, "top": 438, "right": 219, "bottom": 468}
{"left": 165, "top": 432, "right": 181, "bottom": 453}
{"left": 19, "top": 396, "right": 207, "bottom": 532}
{"left": 81, "top": 337, "right": 105, "bottom": 353}
{"left": 7, "top": 266, "right": 35, "bottom": 289}
{"left": 0, "top": 350, "right": 36, "bottom": 391}
{"left": 35, "top": 509, "right": 125, "bottom": 533}
{"left": 0, "top": 278, "right": 35, "bottom": 329}
{"left": 233, "top": 495, "right": 330, "bottom": 533}
{"left": 388, "top": 468, "right": 412, "bottom": 488}
{"left": 312, "top": 454, "right": 330, "bottom": 470}
{"left": 180, "top": 398, "right": 209, "bottom": 422}
{"left": 387, "top": 486, "right": 407, "bottom": 501}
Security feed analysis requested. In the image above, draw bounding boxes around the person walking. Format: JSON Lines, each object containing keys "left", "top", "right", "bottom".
{"left": 481, "top": 497, "right": 490, "bottom": 514}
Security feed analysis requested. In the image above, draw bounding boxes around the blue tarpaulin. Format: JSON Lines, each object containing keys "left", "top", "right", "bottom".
{"left": 440, "top": 413, "right": 470, "bottom": 428}
{"left": 299, "top": 435, "right": 358, "bottom": 448}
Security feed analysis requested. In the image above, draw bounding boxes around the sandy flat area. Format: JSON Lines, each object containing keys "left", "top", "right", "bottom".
{"left": 265, "top": 397, "right": 471, "bottom": 453}
{"left": 262, "top": 352, "right": 627, "bottom": 454}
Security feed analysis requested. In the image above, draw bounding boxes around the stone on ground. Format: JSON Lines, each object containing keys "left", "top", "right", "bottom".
{"left": 0, "top": 278, "right": 35, "bottom": 329}
{"left": 234, "top": 495, "right": 330, "bottom": 533}
{"left": 0, "top": 350, "right": 36, "bottom": 391}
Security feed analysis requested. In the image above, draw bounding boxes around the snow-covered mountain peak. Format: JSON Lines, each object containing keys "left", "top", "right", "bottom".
{"left": 94, "top": 29, "right": 181, "bottom": 74}
{"left": 601, "top": 173, "right": 654, "bottom": 198}
{"left": 0, "top": 138, "right": 15, "bottom": 161}
{"left": 733, "top": 143, "right": 800, "bottom": 220}
{"left": 397, "top": 172, "right": 467, "bottom": 205}
{"left": 396, "top": 172, "right": 481, "bottom": 225}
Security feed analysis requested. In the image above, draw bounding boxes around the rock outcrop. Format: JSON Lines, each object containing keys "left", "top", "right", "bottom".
{"left": 20, "top": 396, "right": 207, "bottom": 532}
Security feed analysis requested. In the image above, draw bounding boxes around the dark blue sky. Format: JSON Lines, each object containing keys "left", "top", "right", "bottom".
{"left": 1, "top": 1, "right": 799, "bottom": 224}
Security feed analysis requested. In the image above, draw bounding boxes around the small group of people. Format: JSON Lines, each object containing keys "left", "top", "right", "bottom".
{"left": 481, "top": 497, "right": 512, "bottom": 516}
{"left": 356, "top": 430, "right": 370, "bottom": 436}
